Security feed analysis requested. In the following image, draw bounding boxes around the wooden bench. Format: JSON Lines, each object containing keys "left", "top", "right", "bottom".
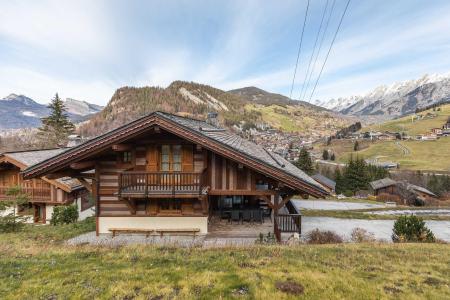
{"left": 155, "top": 228, "right": 200, "bottom": 237}
{"left": 108, "top": 228, "right": 201, "bottom": 238}
{"left": 109, "top": 228, "right": 155, "bottom": 238}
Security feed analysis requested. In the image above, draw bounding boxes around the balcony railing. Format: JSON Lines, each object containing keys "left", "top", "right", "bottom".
{"left": 0, "top": 186, "right": 51, "bottom": 202}
{"left": 275, "top": 214, "right": 302, "bottom": 234}
{"left": 118, "top": 172, "right": 204, "bottom": 197}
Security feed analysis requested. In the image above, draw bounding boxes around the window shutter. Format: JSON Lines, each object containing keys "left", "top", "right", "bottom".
{"left": 182, "top": 145, "right": 194, "bottom": 172}
{"left": 146, "top": 145, "right": 158, "bottom": 171}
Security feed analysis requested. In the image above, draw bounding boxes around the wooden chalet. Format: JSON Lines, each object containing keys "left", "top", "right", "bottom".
{"left": 369, "top": 178, "right": 397, "bottom": 196}
{"left": 23, "top": 112, "right": 328, "bottom": 240}
{"left": 0, "top": 149, "right": 93, "bottom": 223}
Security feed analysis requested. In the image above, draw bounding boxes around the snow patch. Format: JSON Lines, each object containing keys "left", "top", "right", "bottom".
{"left": 22, "top": 111, "right": 37, "bottom": 117}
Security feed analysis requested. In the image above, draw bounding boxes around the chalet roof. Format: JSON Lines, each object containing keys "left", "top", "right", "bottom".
{"left": 1, "top": 148, "right": 82, "bottom": 191}
{"left": 369, "top": 177, "right": 397, "bottom": 190}
{"left": 408, "top": 184, "right": 436, "bottom": 197}
{"left": 312, "top": 173, "right": 336, "bottom": 190}
{"left": 3, "top": 148, "right": 67, "bottom": 167}
{"left": 23, "top": 111, "right": 328, "bottom": 197}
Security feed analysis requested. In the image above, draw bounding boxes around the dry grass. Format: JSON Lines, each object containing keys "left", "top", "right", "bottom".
{"left": 0, "top": 219, "right": 450, "bottom": 299}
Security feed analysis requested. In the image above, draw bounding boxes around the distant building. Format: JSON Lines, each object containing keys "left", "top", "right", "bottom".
{"left": 312, "top": 174, "right": 336, "bottom": 194}
{"left": 369, "top": 178, "right": 397, "bottom": 196}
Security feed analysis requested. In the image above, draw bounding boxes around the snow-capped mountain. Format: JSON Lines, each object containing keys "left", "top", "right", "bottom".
{"left": 0, "top": 94, "right": 103, "bottom": 130}
{"left": 315, "top": 73, "right": 450, "bottom": 120}
{"left": 64, "top": 98, "right": 103, "bottom": 116}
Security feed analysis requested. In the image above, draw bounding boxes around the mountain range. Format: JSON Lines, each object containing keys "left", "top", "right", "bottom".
{"left": 315, "top": 73, "right": 450, "bottom": 121}
{"left": 0, "top": 94, "right": 103, "bottom": 130}
{"left": 78, "top": 81, "right": 353, "bottom": 137}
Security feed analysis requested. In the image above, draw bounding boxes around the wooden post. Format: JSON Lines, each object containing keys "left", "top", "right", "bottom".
{"left": 274, "top": 190, "right": 281, "bottom": 242}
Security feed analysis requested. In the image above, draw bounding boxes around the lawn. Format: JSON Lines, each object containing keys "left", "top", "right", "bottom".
{"left": 1, "top": 219, "right": 450, "bottom": 299}
{"left": 334, "top": 137, "right": 450, "bottom": 171}
{"left": 363, "top": 104, "right": 450, "bottom": 136}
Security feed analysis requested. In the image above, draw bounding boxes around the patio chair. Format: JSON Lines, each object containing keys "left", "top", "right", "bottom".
{"left": 252, "top": 209, "right": 263, "bottom": 224}
{"left": 262, "top": 207, "right": 272, "bottom": 223}
{"left": 242, "top": 210, "right": 252, "bottom": 223}
{"left": 231, "top": 210, "right": 241, "bottom": 224}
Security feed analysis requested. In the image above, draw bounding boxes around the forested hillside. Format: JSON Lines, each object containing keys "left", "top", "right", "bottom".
{"left": 78, "top": 81, "right": 353, "bottom": 137}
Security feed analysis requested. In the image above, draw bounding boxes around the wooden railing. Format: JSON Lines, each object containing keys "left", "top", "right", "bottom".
{"left": 275, "top": 214, "right": 302, "bottom": 234}
{"left": 0, "top": 186, "right": 51, "bottom": 202}
{"left": 118, "top": 172, "right": 203, "bottom": 196}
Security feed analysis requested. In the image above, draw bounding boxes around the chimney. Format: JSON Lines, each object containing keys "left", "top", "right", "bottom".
{"left": 66, "top": 134, "right": 83, "bottom": 147}
{"left": 206, "top": 112, "right": 219, "bottom": 127}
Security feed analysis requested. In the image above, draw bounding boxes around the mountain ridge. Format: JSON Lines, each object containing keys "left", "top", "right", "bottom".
{"left": 315, "top": 73, "right": 450, "bottom": 121}
{"left": 0, "top": 94, "right": 103, "bottom": 130}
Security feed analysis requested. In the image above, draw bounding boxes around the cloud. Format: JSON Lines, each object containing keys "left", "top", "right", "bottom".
{"left": 0, "top": 66, "right": 115, "bottom": 104}
{"left": 0, "top": 0, "right": 113, "bottom": 59}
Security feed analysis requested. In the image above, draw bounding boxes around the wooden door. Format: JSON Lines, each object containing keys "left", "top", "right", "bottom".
{"left": 146, "top": 145, "right": 158, "bottom": 172}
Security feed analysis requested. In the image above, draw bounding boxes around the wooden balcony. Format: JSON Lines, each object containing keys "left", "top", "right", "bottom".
{"left": 0, "top": 186, "right": 51, "bottom": 202}
{"left": 118, "top": 172, "right": 205, "bottom": 198}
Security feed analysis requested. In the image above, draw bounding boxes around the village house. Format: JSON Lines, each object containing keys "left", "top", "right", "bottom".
{"left": 23, "top": 112, "right": 328, "bottom": 241}
{"left": 369, "top": 177, "right": 437, "bottom": 203}
{"left": 312, "top": 174, "right": 336, "bottom": 194}
{"left": 0, "top": 149, "right": 94, "bottom": 223}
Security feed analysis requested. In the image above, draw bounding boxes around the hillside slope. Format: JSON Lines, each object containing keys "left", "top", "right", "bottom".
{"left": 318, "top": 104, "right": 450, "bottom": 171}
{"left": 79, "top": 81, "right": 354, "bottom": 137}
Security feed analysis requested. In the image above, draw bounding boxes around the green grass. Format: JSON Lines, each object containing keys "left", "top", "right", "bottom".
{"left": 334, "top": 137, "right": 450, "bottom": 171}
{"left": 363, "top": 104, "right": 450, "bottom": 136}
{"left": 1, "top": 219, "right": 450, "bottom": 299}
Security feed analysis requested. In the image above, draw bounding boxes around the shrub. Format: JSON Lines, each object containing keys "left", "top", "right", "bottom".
{"left": 350, "top": 227, "right": 376, "bottom": 243}
{"left": 305, "top": 229, "right": 343, "bottom": 244}
{"left": 343, "top": 190, "right": 353, "bottom": 197}
{"left": 392, "top": 215, "right": 435, "bottom": 243}
{"left": 50, "top": 205, "right": 79, "bottom": 225}
{"left": 377, "top": 193, "right": 402, "bottom": 204}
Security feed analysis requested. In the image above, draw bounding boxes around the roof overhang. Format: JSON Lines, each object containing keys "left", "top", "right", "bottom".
{"left": 23, "top": 113, "right": 328, "bottom": 198}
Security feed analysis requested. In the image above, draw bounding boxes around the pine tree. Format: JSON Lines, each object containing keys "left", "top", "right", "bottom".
{"left": 322, "top": 150, "right": 329, "bottom": 160}
{"left": 295, "top": 147, "right": 314, "bottom": 175}
{"left": 353, "top": 140, "right": 360, "bottom": 151}
{"left": 330, "top": 153, "right": 336, "bottom": 161}
{"left": 335, "top": 168, "right": 344, "bottom": 194}
{"left": 427, "top": 174, "right": 443, "bottom": 197}
{"left": 38, "top": 93, "right": 75, "bottom": 147}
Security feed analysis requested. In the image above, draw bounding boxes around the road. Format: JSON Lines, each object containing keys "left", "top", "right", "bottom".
{"left": 395, "top": 141, "right": 411, "bottom": 156}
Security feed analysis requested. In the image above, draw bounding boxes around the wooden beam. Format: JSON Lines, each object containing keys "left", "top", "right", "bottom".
{"left": 123, "top": 198, "right": 136, "bottom": 215}
{"left": 70, "top": 161, "right": 95, "bottom": 170}
{"left": 276, "top": 194, "right": 294, "bottom": 210}
{"left": 78, "top": 178, "right": 93, "bottom": 193}
{"left": 46, "top": 170, "right": 78, "bottom": 179}
{"left": 112, "top": 144, "right": 133, "bottom": 152}
{"left": 208, "top": 189, "right": 276, "bottom": 196}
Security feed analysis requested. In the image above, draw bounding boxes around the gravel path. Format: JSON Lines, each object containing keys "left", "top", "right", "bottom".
{"left": 66, "top": 232, "right": 205, "bottom": 247}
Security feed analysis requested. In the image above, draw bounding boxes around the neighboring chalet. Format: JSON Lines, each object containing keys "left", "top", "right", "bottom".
{"left": 23, "top": 112, "right": 328, "bottom": 240}
{"left": 369, "top": 177, "right": 437, "bottom": 202}
{"left": 369, "top": 178, "right": 397, "bottom": 196}
{"left": 0, "top": 149, "right": 93, "bottom": 223}
{"left": 312, "top": 174, "right": 336, "bottom": 194}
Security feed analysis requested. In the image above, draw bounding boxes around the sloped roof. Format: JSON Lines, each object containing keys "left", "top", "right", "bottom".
{"left": 1, "top": 148, "right": 81, "bottom": 191}
{"left": 408, "top": 184, "right": 436, "bottom": 197}
{"left": 312, "top": 173, "right": 336, "bottom": 190}
{"left": 369, "top": 177, "right": 397, "bottom": 190}
{"left": 23, "top": 111, "right": 327, "bottom": 197}
{"left": 3, "top": 148, "right": 67, "bottom": 167}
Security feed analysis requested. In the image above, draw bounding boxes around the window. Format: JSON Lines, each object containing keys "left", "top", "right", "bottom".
{"left": 160, "top": 145, "right": 183, "bottom": 172}
{"left": 122, "top": 151, "right": 132, "bottom": 163}
{"left": 159, "top": 199, "right": 181, "bottom": 211}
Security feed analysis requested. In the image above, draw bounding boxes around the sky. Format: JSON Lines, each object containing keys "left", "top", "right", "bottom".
{"left": 1, "top": 0, "right": 450, "bottom": 105}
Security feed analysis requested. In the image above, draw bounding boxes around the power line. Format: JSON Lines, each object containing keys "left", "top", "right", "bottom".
{"left": 301, "top": 0, "right": 336, "bottom": 102}
{"left": 289, "top": 0, "right": 310, "bottom": 100}
{"left": 298, "top": 0, "right": 329, "bottom": 102}
{"left": 308, "top": 0, "right": 351, "bottom": 102}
